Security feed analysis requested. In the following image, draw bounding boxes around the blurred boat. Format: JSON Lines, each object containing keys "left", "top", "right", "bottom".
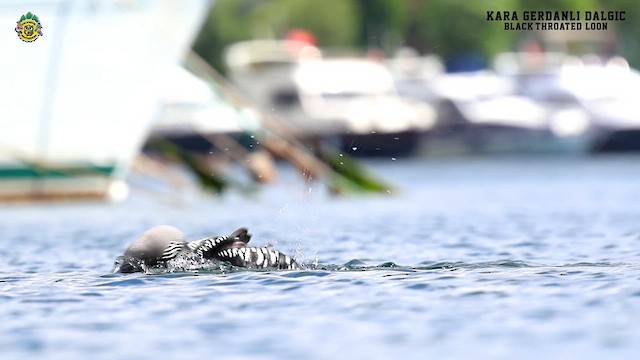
{"left": 389, "top": 50, "right": 573, "bottom": 155}
{"left": 0, "top": 0, "right": 211, "bottom": 201}
{"left": 504, "top": 53, "right": 640, "bottom": 153}
{"left": 148, "top": 64, "right": 262, "bottom": 154}
{"left": 224, "top": 40, "right": 436, "bottom": 156}
{"left": 396, "top": 51, "right": 640, "bottom": 155}
{"left": 433, "top": 70, "right": 584, "bottom": 155}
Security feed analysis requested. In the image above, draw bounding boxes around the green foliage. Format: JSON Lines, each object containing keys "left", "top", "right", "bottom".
{"left": 408, "top": 0, "right": 514, "bottom": 58}
{"left": 518, "top": 0, "right": 598, "bottom": 11}
{"left": 602, "top": 0, "right": 640, "bottom": 67}
{"left": 194, "top": 0, "right": 359, "bottom": 72}
{"left": 318, "top": 149, "right": 394, "bottom": 195}
{"left": 354, "top": 0, "right": 408, "bottom": 49}
{"left": 148, "top": 140, "right": 228, "bottom": 194}
{"left": 194, "top": 0, "right": 640, "bottom": 73}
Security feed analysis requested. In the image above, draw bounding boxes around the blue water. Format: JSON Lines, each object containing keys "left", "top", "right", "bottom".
{"left": 2, "top": 156, "right": 640, "bottom": 359}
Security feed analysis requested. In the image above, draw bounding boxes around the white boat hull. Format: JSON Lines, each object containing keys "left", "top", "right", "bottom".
{"left": 0, "top": 0, "right": 211, "bottom": 200}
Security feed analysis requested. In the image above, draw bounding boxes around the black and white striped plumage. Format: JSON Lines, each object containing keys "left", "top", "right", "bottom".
{"left": 118, "top": 226, "right": 299, "bottom": 273}
{"left": 215, "top": 246, "right": 299, "bottom": 270}
{"left": 185, "top": 228, "right": 299, "bottom": 270}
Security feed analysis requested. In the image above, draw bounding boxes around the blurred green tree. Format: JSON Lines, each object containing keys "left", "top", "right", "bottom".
{"left": 193, "top": 0, "right": 359, "bottom": 72}
{"left": 354, "top": 0, "right": 407, "bottom": 51}
{"left": 193, "top": 0, "right": 640, "bottom": 72}
{"left": 401, "top": 0, "right": 514, "bottom": 70}
{"left": 599, "top": 0, "right": 640, "bottom": 66}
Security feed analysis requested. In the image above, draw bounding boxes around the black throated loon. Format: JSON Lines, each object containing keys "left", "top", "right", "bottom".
{"left": 116, "top": 225, "right": 299, "bottom": 273}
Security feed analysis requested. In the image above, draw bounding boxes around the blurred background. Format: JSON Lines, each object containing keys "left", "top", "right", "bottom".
{"left": 4, "top": 1, "right": 640, "bottom": 359}
{"left": 2, "top": 0, "right": 640, "bottom": 201}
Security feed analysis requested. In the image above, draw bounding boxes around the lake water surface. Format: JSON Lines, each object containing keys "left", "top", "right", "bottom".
{"left": 2, "top": 156, "right": 640, "bottom": 359}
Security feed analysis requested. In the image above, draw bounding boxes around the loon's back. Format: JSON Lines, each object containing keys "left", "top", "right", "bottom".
{"left": 116, "top": 226, "right": 299, "bottom": 273}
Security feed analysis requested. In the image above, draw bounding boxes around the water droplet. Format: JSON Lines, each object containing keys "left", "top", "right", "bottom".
{"left": 394, "top": 137, "right": 399, "bottom": 140}
{"left": 391, "top": 157, "right": 396, "bottom": 161}
{"left": 279, "top": 203, "right": 289, "bottom": 213}
{"left": 386, "top": 190, "right": 392, "bottom": 194}
{"left": 352, "top": 147, "right": 358, "bottom": 151}
{"left": 339, "top": 153, "right": 343, "bottom": 157}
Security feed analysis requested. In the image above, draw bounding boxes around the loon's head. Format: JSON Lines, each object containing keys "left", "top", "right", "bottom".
{"left": 117, "top": 225, "right": 185, "bottom": 273}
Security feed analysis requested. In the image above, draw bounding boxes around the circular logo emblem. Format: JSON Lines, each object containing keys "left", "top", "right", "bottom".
{"left": 15, "top": 12, "right": 43, "bottom": 42}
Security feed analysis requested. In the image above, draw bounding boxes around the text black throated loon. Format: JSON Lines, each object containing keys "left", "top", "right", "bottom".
{"left": 116, "top": 225, "right": 299, "bottom": 273}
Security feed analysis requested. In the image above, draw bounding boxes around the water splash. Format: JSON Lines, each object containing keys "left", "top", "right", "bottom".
{"left": 113, "top": 255, "right": 630, "bottom": 276}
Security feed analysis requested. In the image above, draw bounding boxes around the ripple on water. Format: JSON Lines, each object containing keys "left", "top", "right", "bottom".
{"left": 96, "top": 278, "right": 149, "bottom": 287}
{"left": 3, "top": 157, "right": 640, "bottom": 359}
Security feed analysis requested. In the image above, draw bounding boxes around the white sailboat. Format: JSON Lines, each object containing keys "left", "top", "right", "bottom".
{"left": 0, "top": 0, "right": 211, "bottom": 201}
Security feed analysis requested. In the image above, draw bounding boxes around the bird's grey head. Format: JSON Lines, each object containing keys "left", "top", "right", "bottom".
{"left": 117, "top": 225, "right": 184, "bottom": 273}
